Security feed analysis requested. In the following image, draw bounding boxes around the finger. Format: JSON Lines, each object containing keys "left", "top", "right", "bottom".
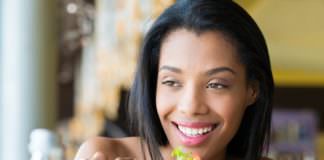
{"left": 91, "top": 152, "right": 106, "bottom": 160}
{"left": 114, "top": 157, "right": 135, "bottom": 160}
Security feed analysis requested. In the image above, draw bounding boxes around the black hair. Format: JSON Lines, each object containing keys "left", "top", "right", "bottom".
{"left": 128, "top": 0, "right": 274, "bottom": 160}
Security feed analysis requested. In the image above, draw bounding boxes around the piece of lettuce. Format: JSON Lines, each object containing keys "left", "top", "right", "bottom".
{"left": 171, "top": 147, "right": 201, "bottom": 160}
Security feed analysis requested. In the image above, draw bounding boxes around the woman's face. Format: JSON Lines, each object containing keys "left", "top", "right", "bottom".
{"left": 156, "top": 29, "right": 257, "bottom": 159}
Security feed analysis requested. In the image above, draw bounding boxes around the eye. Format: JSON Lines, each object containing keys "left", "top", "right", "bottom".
{"left": 206, "top": 82, "right": 228, "bottom": 89}
{"left": 161, "top": 80, "right": 181, "bottom": 87}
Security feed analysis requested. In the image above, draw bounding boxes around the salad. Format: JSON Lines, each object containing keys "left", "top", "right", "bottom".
{"left": 171, "top": 147, "right": 201, "bottom": 160}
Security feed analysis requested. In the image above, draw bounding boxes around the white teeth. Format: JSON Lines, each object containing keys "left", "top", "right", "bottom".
{"left": 178, "top": 125, "right": 213, "bottom": 137}
{"left": 198, "top": 129, "right": 203, "bottom": 134}
{"left": 192, "top": 129, "right": 198, "bottom": 135}
{"left": 203, "top": 128, "right": 208, "bottom": 133}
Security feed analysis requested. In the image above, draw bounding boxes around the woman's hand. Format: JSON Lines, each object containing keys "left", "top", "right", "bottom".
{"left": 114, "top": 157, "right": 136, "bottom": 160}
{"left": 77, "top": 152, "right": 135, "bottom": 160}
{"left": 74, "top": 137, "right": 137, "bottom": 160}
{"left": 78, "top": 152, "right": 106, "bottom": 160}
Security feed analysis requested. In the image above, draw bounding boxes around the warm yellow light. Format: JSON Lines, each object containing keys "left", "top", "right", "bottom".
{"left": 273, "top": 70, "right": 324, "bottom": 87}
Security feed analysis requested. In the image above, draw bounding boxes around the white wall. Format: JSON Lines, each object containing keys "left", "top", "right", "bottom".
{"left": 1, "top": 0, "right": 58, "bottom": 159}
{"left": 0, "top": 0, "right": 3, "bottom": 158}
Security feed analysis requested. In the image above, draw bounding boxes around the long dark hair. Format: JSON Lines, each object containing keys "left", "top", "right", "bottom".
{"left": 128, "top": 0, "right": 274, "bottom": 159}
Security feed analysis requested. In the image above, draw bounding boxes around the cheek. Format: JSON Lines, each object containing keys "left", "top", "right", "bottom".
{"left": 156, "top": 86, "right": 176, "bottom": 119}
{"left": 208, "top": 94, "right": 247, "bottom": 126}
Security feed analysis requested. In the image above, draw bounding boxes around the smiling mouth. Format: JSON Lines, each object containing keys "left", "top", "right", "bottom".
{"left": 172, "top": 122, "right": 218, "bottom": 137}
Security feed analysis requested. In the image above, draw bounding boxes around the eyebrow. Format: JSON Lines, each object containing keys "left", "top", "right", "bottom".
{"left": 159, "top": 65, "right": 182, "bottom": 73}
{"left": 205, "top": 67, "right": 236, "bottom": 76}
{"left": 159, "top": 65, "right": 236, "bottom": 76}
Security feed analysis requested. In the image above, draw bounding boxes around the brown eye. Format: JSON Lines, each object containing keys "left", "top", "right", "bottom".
{"left": 206, "top": 83, "right": 227, "bottom": 89}
{"left": 161, "top": 80, "right": 181, "bottom": 87}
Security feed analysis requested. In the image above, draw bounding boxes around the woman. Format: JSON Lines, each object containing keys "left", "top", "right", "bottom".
{"left": 75, "top": 0, "right": 274, "bottom": 159}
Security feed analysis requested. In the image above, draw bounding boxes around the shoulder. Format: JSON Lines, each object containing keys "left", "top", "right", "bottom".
{"left": 231, "top": 157, "right": 272, "bottom": 160}
{"left": 74, "top": 136, "right": 143, "bottom": 160}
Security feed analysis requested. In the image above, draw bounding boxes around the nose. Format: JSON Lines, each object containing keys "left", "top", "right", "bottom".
{"left": 177, "top": 83, "right": 209, "bottom": 116}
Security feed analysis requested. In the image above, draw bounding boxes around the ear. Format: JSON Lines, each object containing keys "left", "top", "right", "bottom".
{"left": 246, "top": 81, "right": 259, "bottom": 107}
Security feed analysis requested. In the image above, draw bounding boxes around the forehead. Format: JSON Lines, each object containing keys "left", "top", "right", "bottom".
{"left": 159, "top": 29, "right": 243, "bottom": 73}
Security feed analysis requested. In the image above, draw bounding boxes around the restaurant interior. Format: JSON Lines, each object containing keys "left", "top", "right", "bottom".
{"left": 1, "top": 0, "right": 324, "bottom": 159}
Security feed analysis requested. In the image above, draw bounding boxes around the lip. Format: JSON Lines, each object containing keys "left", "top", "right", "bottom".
{"left": 172, "top": 121, "right": 218, "bottom": 146}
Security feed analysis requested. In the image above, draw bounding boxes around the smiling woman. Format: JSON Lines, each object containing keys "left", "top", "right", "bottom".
{"left": 74, "top": 0, "right": 274, "bottom": 160}
{"left": 156, "top": 29, "right": 257, "bottom": 159}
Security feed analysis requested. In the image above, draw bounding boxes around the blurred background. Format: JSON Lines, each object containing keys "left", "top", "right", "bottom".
{"left": 1, "top": 0, "right": 324, "bottom": 159}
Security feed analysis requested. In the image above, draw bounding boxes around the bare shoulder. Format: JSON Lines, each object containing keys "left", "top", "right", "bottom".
{"left": 231, "top": 156, "right": 272, "bottom": 160}
{"left": 74, "top": 136, "right": 143, "bottom": 160}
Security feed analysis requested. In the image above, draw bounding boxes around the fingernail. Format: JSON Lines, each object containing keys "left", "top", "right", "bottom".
{"left": 93, "top": 152, "right": 105, "bottom": 160}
